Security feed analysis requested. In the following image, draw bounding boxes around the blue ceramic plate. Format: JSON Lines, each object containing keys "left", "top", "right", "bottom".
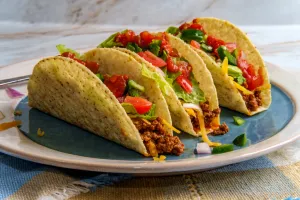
{"left": 14, "top": 85, "right": 294, "bottom": 161}
{"left": 0, "top": 59, "right": 299, "bottom": 174}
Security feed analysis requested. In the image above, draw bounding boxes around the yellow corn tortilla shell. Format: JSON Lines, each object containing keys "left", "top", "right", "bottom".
{"left": 28, "top": 56, "right": 170, "bottom": 156}
{"left": 188, "top": 17, "right": 271, "bottom": 115}
{"left": 111, "top": 33, "right": 220, "bottom": 136}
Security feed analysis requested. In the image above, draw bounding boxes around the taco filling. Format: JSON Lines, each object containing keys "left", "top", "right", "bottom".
{"left": 57, "top": 46, "right": 184, "bottom": 156}
{"left": 99, "top": 30, "right": 228, "bottom": 136}
{"left": 167, "top": 19, "right": 264, "bottom": 112}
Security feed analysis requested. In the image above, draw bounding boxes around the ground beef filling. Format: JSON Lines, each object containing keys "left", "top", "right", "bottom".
{"left": 133, "top": 118, "right": 184, "bottom": 156}
{"left": 241, "top": 90, "right": 262, "bottom": 111}
{"left": 210, "top": 123, "right": 229, "bottom": 136}
{"left": 189, "top": 102, "right": 229, "bottom": 135}
{"left": 200, "top": 102, "right": 221, "bottom": 127}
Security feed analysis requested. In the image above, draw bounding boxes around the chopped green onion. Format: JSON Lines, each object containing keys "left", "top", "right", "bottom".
{"left": 200, "top": 43, "right": 213, "bottom": 52}
{"left": 217, "top": 46, "right": 237, "bottom": 66}
{"left": 232, "top": 49, "right": 238, "bottom": 58}
{"left": 128, "top": 80, "right": 145, "bottom": 92}
{"left": 132, "top": 43, "right": 142, "bottom": 53}
{"left": 181, "top": 29, "right": 204, "bottom": 43}
{"left": 233, "top": 133, "right": 247, "bottom": 147}
{"left": 126, "top": 43, "right": 136, "bottom": 52}
{"left": 161, "top": 50, "right": 168, "bottom": 61}
{"left": 212, "top": 144, "right": 234, "bottom": 154}
{"left": 233, "top": 116, "right": 245, "bottom": 126}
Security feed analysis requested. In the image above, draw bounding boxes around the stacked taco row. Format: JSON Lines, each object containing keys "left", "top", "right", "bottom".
{"left": 27, "top": 17, "right": 271, "bottom": 157}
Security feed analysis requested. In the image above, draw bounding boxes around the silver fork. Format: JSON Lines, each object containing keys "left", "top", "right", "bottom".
{"left": 0, "top": 75, "right": 31, "bottom": 87}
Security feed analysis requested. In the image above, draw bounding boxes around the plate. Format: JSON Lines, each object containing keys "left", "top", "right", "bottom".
{"left": 0, "top": 60, "right": 299, "bottom": 174}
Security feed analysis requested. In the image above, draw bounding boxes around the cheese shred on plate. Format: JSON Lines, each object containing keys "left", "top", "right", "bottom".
{"left": 153, "top": 155, "right": 166, "bottom": 162}
{"left": 196, "top": 111, "right": 221, "bottom": 147}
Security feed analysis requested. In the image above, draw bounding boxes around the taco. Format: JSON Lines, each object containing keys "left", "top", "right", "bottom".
{"left": 166, "top": 17, "right": 271, "bottom": 115}
{"left": 98, "top": 30, "right": 228, "bottom": 146}
{"left": 28, "top": 46, "right": 184, "bottom": 157}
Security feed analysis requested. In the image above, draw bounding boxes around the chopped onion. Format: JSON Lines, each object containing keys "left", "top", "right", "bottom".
{"left": 5, "top": 87, "right": 24, "bottom": 99}
{"left": 183, "top": 103, "right": 201, "bottom": 110}
{"left": 195, "top": 142, "right": 211, "bottom": 154}
{"left": 155, "top": 68, "right": 166, "bottom": 77}
{"left": 0, "top": 111, "right": 5, "bottom": 120}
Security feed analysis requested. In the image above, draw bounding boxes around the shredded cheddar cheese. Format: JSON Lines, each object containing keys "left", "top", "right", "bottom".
{"left": 141, "top": 118, "right": 151, "bottom": 125}
{"left": 196, "top": 111, "right": 221, "bottom": 147}
{"left": 233, "top": 82, "right": 253, "bottom": 95}
{"left": 259, "top": 84, "right": 272, "bottom": 90}
{"left": 0, "top": 120, "right": 21, "bottom": 131}
{"left": 153, "top": 155, "right": 166, "bottom": 162}
{"left": 162, "top": 119, "right": 181, "bottom": 134}
{"left": 37, "top": 128, "right": 45, "bottom": 137}
{"left": 221, "top": 57, "right": 229, "bottom": 75}
{"left": 185, "top": 108, "right": 196, "bottom": 118}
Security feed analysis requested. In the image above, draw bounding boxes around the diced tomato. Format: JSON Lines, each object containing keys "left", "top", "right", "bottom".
{"left": 104, "top": 75, "right": 129, "bottom": 98}
{"left": 176, "top": 75, "right": 193, "bottom": 93}
{"left": 161, "top": 33, "right": 179, "bottom": 57}
{"left": 138, "top": 51, "right": 166, "bottom": 67}
{"left": 61, "top": 52, "right": 75, "bottom": 59}
{"left": 237, "top": 50, "right": 264, "bottom": 90}
{"left": 140, "top": 31, "right": 154, "bottom": 47}
{"left": 176, "top": 60, "right": 191, "bottom": 78}
{"left": 124, "top": 30, "right": 135, "bottom": 42}
{"left": 124, "top": 96, "right": 152, "bottom": 114}
{"left": 188, "top": 23, "right": 205, "bottom": 33}
{"left": 179, "top": 23, "right": 191, "bottom": 31}
{"left": 166, "top": 56, "right": 179, "bottom": 72}
{"left": 206, "top": 36, "right": 225, "bottom": 50}
{"left": 85, "top": 61, "right": 100, "bottom": 73}
{"left": 224, "top": 43, "right": 237, "bottom": 53}
{"left": 134, "top": 35, "right": 141, "bottom": 46}
{"left": 246, "top": 64, "right": 256, "bottom": 77}
{"left": 192, "top": 18, "right": 201, "bottom": 24}
{"left": 73, "top": 58, "right": 86, "bottom": 66}
{"left": 115, "top": 33, "right": 127, "bottom": 46}
{"left": 115, "top": 30, "right": 136, "bottom": 46}
{"left": 154, "top": 32, "right": 163, "bottom": 40}
{"left": 247, "top": 68, "right": 264, "bottom": 90}
{"left": 190, "top": 40, "right": 200, "bottom": 49}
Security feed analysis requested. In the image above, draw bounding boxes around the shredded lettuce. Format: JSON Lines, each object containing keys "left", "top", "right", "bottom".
{"left": 149, "top": 40, "right": 161, "bottom": 56}
{"left": 95, "top": 73, "right": 104, "bottom": 82}
{"left": 172, "top": 75, "right": 206, "bottom": 104}
{"left": 166, "top": 26, "right": 179, "bottom": 35}
{"left": 56, "top": 44, "right": 81, "bottom": 59}
{"left": 141, "top": 65, "right": 171, "bottom": 96}
{"left": 126, "top": 42, "right": 142, "bottom": 53}
{"left": 121, "top": 103, "right": 157, "bottom": 120}
{"left": 97, "top": 32, "right": 122, "bottom": 48}
{"left": 165, "top": 71, "right": 181, "bottom": 85}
